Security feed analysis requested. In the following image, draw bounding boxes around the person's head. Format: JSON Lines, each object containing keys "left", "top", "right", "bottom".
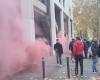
{"left": 72, "top": 38, "right": 75, "bottom": 42}
{"left": 76, "top": 37, "right": 81, "bottom": 40}
{"left": 92, "top": 38, "right": 97, "bottom": 43}
{"left": 83, "top": 39, "right": 86, "bottom": 41}
{"left": 94, "top": 38, "right": 97, "bottom": 41}
{"left": 56, "top": 38, "right": 59, "bottom": 42}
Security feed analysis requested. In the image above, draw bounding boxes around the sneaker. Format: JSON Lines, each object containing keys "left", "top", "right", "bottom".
{"left": 56, "top": 64, "right": 60, "bottom": 67}
{"left": 73, "top": 74, "right": 78, "bottom": 77}
{"left": 93, "top": 71, "right": 96, "bottom": 73}
{"left": 59, "top": 64, "right": 63, "bottom": 67}
{"left": 95, "top": 70, "right": 98, "bottom": 72}
{"left": 80, "top": 74, "right": 84, "bottom": 78}
{"left": 80, "top": 75, "right": 84, "bottom": 78}
{"left": 93, "top": 70, "right": 98, "bottom": 73}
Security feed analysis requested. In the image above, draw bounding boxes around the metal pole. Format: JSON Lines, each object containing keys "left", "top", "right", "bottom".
{"left": 97, "top": 0, "right": 99, "bottom": 40}
{"left": 42, "top": 57, "right": 45, "bottom": 80}
{"left": 66, "top": 57, "right": 70, "bottom": 78}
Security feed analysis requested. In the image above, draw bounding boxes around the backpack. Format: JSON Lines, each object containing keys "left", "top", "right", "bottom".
{"left": 74, "top": 40, "right": 84, "bottom": 55}
{"left": 97, "top": 44, "right": 100, "bottom": 57}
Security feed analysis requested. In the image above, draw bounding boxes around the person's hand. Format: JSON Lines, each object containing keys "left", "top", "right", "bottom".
{"left": 71, "top": 57, "right": 75, "bottom": 63}
{"left": 55, "top": 49, "right": 58, "bottom": 52}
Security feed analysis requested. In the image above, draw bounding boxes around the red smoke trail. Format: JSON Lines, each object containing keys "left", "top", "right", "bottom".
{"left": 0, "top": 0, "right": 50, "bottom": 79}
{"left": 26, "top": 38, "right": 50, "bottom": 64}
{"left": 0, "top": 0, "right": 28, "bottom": 79}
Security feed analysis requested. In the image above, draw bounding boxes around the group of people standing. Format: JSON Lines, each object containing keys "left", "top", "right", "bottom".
{"left": 54, "top": 37, "right": 100, "bottom": 77}
{"left": 69, "top": 37, "right": 100, "bottom": 77}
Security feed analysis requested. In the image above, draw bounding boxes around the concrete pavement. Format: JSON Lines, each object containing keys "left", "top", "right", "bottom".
{"left": 10, "top": 55, "right": 100, "bottom": 80}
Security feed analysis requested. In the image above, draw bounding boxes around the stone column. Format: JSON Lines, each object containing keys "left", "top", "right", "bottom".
{"left": 20, "top": 0, "right": 35, "bottom": 42}
{"left": 68, "top": 17, "right": 71, "bottom": 39}
{"left": 50, "top": 0, "right": 56, "bottom": 47}
{"left": 72, "top": 21, "right": 75, "bottom": 38}
{"left": 60, "top": 10, "right": 64, "bottom": 36}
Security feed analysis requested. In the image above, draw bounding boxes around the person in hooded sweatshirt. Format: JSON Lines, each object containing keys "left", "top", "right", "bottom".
{"left": 91, "top": 40, "right": 98, "bottom": 72}
{"left": 73, "top": 37, "right": 84, "bottom": 77}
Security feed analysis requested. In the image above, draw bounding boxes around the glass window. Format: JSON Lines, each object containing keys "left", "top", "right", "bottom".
{"left": 63, "top": 0, "right": 65, "bottom": 7}
{"left": 39, "top": 0, "right": 45, "bottom": 3}
{"left": 39, "top": 0, "right": 48, "bottom": 5}
{"left": 59, "top": 0, "right": 61, "bottom": 3}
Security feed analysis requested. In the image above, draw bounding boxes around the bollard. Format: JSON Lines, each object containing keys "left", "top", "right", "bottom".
{"left": 66, "top": 57, "right": 70, "bottom": 78}
{"left": 42, "top": 57, "right": 45, "bottom": 80}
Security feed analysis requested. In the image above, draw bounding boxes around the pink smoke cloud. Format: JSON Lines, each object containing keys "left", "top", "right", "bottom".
{"left": 0, "top": 0, "right": 51, "bottom": 79}
{"left": 26, "top": 38, "right": 50, "bottom": 63}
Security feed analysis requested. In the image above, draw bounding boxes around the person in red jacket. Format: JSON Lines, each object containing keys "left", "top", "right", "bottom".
{"left": 73, "top": 37, "right": 84, "bottom": 77}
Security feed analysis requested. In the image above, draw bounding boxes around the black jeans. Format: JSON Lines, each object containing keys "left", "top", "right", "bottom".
{"left": 75, "top": 55, "right": 83, "bottom": 75}
{"left": 84, "top": 49, "right": 88, "bottom": 58}
{"left": 56, "top": 53, "right": 62, "bottom": 64}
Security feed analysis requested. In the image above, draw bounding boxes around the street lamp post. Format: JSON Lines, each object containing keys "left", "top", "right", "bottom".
{"left": 97, "top": 0, "right": 100, "bottom": 40}
{"left": 97, "top": 0, "right": 99, "bottom": 40}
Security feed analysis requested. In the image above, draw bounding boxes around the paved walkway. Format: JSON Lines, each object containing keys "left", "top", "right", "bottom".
{"left": 10, "top": 55, "right": 100, "bottom": 80}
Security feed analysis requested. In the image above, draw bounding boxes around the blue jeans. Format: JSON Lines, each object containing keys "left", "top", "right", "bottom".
{"left": 92, "top": 57, "right": 97, "bottom": 72}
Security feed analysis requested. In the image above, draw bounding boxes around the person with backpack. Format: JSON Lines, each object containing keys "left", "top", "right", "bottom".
{"left": 73, "top": 37, "right": 84, "bottom": 77}
{"left": 97, "top": 40, "right": 100, "bottom": 57}
{"left": 91, "top": 40, "right": 98, "bottom": 72}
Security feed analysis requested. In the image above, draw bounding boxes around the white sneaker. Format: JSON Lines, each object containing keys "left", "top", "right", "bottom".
{"left": 59, "top": 64, "right": 63, "bottom": 67}
{"left": 80, "top": 75, "right": 84, "bottom": 78}
{"left": 56, "top": 64, "right": 60, "bottom": 67}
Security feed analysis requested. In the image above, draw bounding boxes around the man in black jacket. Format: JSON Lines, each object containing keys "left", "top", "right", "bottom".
{"left": 69, "top": 39, "right": 75, "bottom": 58}
{"left": 83, "top": 39, "right": 90, "bottom": 59}
{"left": 91, "top": 40, "right": 98, "bottom": 72}
{"left": 54, "top": 39, "right": 63, "bottom": 65}
{"left": 97, "top": 41, "right": 100, "bottom": 57}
